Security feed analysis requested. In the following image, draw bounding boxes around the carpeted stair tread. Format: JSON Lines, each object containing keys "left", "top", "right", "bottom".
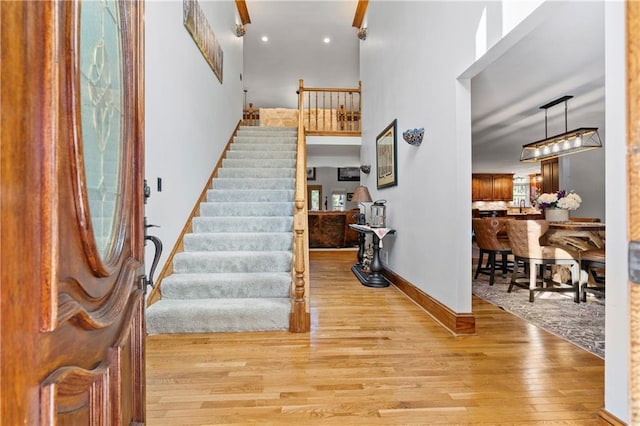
{"left": 192, "top": 216, "right": 293, "bottom": 233}
{"left": 183, "top": 232, "right": 293, "bottom": 251}
{"left": 230, "top": 143, "right": 296, "bottom": 151}
{"left": 161, "top": 272, "right": 291, "bottom": 299}
{"left": 148, "top": 126, "right": 298, "bottom": 335}
{"left": 237, "top": 127, "right": 296, "bottom": 136}
{"left": 173, "top": 251, "right": 292, "bottom": 273}
{"left": 217, "top": 168, "right": 295, "bottom": 178}
{"left": 199, "top": 202, "right": 293, "bottom": 216}
{"left": 233, "top": 137, "right": 297, "bottom": 145}
{"left": 222, "top": 158, "right": 296, "bottom": 169}
{"left": 226, "top": 151, "right": 296, "bottom": 160}
{"left": 146, "top": 298, "right": 290, "bottom": 334}
{"left": 207, "top": 189, "right": 294, "bottom": 202}
{"left": 212, "top": 178, "right": 295, "bottom": 190}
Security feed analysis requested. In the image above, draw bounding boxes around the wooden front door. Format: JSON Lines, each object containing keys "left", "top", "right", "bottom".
{"left": 1, "top": 1, "right": 145, "bottom": 424}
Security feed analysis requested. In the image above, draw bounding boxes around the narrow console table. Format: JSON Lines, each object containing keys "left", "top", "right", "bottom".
{"left": 348, "top": 224, "right": 396, "bottom": 288}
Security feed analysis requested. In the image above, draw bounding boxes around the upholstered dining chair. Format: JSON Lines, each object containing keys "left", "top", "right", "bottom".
{"left": 580, "top": 248, "right": 605, "bottom": 302}
{"left": 472, "top": 218, "right": 512, "bottom": 286}
{"left": 505, "top": 219, "right": 581, "bottom": 303}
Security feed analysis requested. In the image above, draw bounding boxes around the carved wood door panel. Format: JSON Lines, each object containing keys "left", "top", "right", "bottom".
{"left": 1, "top": 1, "right": 145, "bottom": 424}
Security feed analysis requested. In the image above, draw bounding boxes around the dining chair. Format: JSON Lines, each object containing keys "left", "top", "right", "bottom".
{"left": 472, "top": 218, "right": 512, "bottom": 286}
{"left": 505, "top": 219, "right": 581, "bottom": 303}
{"left": 580, "top": 248, "right": 605, "bottom": 301}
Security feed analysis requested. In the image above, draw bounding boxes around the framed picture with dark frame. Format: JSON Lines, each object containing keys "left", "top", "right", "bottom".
{"left": 337, "top": 167, "right": 360, "bottom": 182}
{"left": 376, "top": 118, "right": 398, "bottom": 189}
{"left": 306, "top": 167, "right": 316, "bottom": 180}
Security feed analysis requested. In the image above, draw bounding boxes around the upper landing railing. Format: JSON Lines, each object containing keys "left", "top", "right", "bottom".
{"left": 242, "top": 80, "right": 362, "bottom": 136}
{"left": 298, "top": 80, "right": 361, "bottom": 136}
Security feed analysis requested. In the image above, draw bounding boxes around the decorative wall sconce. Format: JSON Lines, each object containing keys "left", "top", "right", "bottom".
{"left": 235, "top": 24, "right": 247, "bottom": 37}
{"left": 402, "top": 128, "right": 424, "bottom": 146}
{"left": 360, "top": 164, "right": 371, "bottom": 174}
{"left": 520, "top": 95, "right": 602, "bottom": 162}
{"left": 357, "top": 27, "right": 367, "bottom": 40}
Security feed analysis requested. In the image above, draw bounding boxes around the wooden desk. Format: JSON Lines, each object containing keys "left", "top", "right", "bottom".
{"left": 349, "top": 224, "right": 396, "bottom": 288}
{"left": 308, "top": 210, "right": 359, "bottom": 248}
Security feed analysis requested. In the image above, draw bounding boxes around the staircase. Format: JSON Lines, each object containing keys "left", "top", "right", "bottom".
{"left": 146, "top": 126, "right": 298, "bottom": 334}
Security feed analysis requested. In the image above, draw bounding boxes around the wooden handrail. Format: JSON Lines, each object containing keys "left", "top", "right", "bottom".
{"left": 290, "top": 80, "right": 311, "bottom": 332}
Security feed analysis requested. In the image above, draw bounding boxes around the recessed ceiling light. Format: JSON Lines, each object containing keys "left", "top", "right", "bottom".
{"left": 261, "top": 36, "right": 269, "bottom": 42}
{"left": 323, "top": 37, "right": 330, "bottom": 44}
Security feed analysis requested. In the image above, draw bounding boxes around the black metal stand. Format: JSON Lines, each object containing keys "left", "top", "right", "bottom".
{"left": 349, "top": 225, "right": 396, "bottom": 288}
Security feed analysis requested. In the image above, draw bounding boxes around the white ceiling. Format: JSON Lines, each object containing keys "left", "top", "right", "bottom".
{"left": 239, "top": 1, "right": 605, "bottom": 176}
{"left": 471, "top": 1, "right": 605, "bottom": 177}
{"left": 242, "top": 0, "right": 360, "bottom": 109}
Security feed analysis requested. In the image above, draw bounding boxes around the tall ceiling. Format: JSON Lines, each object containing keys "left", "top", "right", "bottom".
{"left": 242, "top": 0, "right": 360, "bottom": 109}
{"left": 471, "top": 1, "right": 605, "bottom": 177}
{"left": 239, "top": 1, "right": 605, "bottom": 176}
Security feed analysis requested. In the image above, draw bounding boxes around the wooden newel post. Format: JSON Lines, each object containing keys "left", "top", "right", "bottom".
{"left": 290, "top": 80, "right": 310, "bottom": 332}
{"left": 291, "top": 201, "right": 307, "bottom": 332}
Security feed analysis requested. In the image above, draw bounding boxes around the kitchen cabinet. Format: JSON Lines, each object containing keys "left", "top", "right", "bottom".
{"left": 472, "top": 173, "right": 514, "bottom": 201}
{"left": 541, "top": 159, "right": 559, "bottom": 194}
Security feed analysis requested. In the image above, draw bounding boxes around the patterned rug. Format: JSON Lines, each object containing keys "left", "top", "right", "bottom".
{"left": 472, "top": 271, "right": 605, "bottom": 358}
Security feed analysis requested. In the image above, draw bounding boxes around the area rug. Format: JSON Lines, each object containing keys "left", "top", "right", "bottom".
{"left": 472, "top": 273, "right": 605, "bottom": 358}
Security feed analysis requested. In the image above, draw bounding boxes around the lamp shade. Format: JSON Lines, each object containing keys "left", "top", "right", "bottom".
{"left": 351, "top": 185, "right": 372, "bottom": 203}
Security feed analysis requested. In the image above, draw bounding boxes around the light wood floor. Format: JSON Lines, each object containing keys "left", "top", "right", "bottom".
{"left": 146, "top": 251, "right": 604, "bottom": 425}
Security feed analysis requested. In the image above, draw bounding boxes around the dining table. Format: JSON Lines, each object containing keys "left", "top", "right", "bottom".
{"left": 543, "top": 221, "right": 605, "bottom": 252}
{"left": 541, "top": 221, "right": 605, "bottom": 286}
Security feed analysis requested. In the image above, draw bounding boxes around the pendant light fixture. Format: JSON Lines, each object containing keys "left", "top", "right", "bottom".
{"left": 520, "top": 95, "right": 602, "bottom": 162}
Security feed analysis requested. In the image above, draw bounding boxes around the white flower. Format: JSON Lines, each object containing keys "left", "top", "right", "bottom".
{"left": 557, "top": 193, "right": 582, "bottom": 210}
{"left": 537, "top": 193, "right": 558, "bottom": 204}
{"left": 535, "top": 190, "right": 582, "bottom": 211}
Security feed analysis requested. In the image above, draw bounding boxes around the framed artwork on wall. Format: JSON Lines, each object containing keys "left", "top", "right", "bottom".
{"left": 337, "top": 167, "right": 360, "bottom": 181}
{"left": 306, "top": 167, "right": 316, "bottom": 180}
{"left": 376, "top": 119, "right": 398, "bottom": 189}
{"left": 183, "top": 0, "right": 223, "bottom": 83}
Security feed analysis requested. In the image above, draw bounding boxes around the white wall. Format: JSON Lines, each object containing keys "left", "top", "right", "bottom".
{"left": 309, "top": 167, "right": 362, "bottom": 211}
{"left": 144, "top": 0, "right": 243, "bottom": 282}
{"left": 560, "top": 145, "right": 606, "bottom": 221}
{"left": 362, "top": 1, "right": 628, "bottom": 420}
{"left": 604, "top": 1, "right": 628, "bottom": 422}
{"left": 360, "top": 1, "right": 484, "bottom": 312}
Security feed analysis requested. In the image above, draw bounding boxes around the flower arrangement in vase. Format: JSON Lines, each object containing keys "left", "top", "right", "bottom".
{"left": 534, "top": 189, "right": 582, "bottom": 221}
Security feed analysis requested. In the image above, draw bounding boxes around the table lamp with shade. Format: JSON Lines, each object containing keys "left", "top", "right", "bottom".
{"left": 351, "top": 185, "right": 372, "bottom": 225}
